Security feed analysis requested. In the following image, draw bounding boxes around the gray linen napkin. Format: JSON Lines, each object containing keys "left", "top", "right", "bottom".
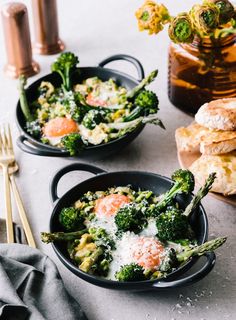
{"left": 0, "top": 244, "right": 87, "bottom": 320}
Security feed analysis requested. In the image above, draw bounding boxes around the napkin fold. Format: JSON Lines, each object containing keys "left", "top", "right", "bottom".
{"left": 0, "top": 244, "right": 87, "bottom": 320}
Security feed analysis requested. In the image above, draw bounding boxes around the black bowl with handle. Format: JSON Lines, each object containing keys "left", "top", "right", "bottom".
{"left": 16, "top": 54, "right": 146, "bottom": 160}
{"left": 48, "top": 163, "right": 216, "bottom": 291}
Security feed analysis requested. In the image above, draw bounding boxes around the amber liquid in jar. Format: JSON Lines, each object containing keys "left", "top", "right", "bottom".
{"left": 168, "top": 35, "right": 236, "bottom": 115}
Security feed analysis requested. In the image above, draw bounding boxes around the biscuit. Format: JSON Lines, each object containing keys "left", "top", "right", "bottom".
{"left": 190, "top": 152, "right": 236, "bottom": 196}
{"left": 175, "top": 122, "right": 208, "bottom": 153}
{"left": 176, "top": 122, "right": 236, "bottom": 155}
{"left": 195, "top": 98, "right": 236, "bottom": 131}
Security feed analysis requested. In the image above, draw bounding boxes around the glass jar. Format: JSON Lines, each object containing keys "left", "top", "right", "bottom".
{"left": 168, "top": 35, "right": 236, "bottom": 115}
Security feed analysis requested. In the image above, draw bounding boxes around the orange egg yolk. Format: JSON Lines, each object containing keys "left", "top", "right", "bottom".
{"left": 94, "top": 194, "right": 130, "bottom": 217}
{"left": 43, "top": 117, "right": 78, "bottom": 137}
{"left": 132, "top": 237, "right": 165, "bottom": 271}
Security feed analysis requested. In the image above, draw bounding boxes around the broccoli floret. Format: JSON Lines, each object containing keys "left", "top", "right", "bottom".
{"left": 82, "top": 109, "right": 106, "bottom": 130}
{"left": 156, "top": 208, "right": 189, "bottom": 241}
{"left": 135, "top": 90, "right": 159, "bottom": 114}
{"left": 115, "top": 263, "right": 146, "bottom": 281}
{"left": 171, "top": 169, "right": 195, "bottom": 194}
{"left": 153, "top": 169, "right": 195, "bottom": 214}
{"left": 115, "top": 202, "right": 148, "bottom": 233}
{"left": 51, "top": 52, "right": 79, "bottom": 91}
{"left": 123, "top": 90, "right": 159, "bottom": 122}
{"left": 59, "top": 207, "right": 85, "bottom": 231}
{"left": 61, "top": 133, "right": 84, "bottom": 156}
{"left": 156, "top": 173, "right": 217, "bottom": 241}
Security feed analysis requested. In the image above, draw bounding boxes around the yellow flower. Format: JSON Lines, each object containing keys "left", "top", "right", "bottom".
{"left": 135, "top": 0, "right": 170, "bottom": 35}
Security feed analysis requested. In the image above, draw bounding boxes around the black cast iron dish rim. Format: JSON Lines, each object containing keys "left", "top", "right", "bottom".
{"left": 48, "top": 162, "right": 216, "bottom": 290}
{"left": 16, "top": 54, "right": 146, "bottom": 160}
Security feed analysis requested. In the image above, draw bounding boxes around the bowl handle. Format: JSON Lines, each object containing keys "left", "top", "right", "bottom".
{"left": 50, "top": 163, "right": 106, "bottom": 203}
{"left": 152, "top": 252, "right": 216, "bottom": 289}
{"left": 98, "top": 54, "right": 145, "bottom": 82}
{"left": 17, "top": 135, "right": 69, "bottom": 157}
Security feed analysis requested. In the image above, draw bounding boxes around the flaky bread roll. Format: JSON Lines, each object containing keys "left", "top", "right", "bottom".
{"left": 176, "top": 122, "right": 236, "bottom": 155}
{"left": 199, "top": 130, "right": 236, "bottom": 155}
{"left": 190, "top": 152, "right": 236, "bottom": 196}
{"left": 195, "top": 98, "right": 236, "bottom": 131}
{"left": 175, "top": 122, "right": 208, "bottom": 153}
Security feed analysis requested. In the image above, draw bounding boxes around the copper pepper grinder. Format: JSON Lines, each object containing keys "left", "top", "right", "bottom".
{"left": 1, "top": 2, "right": 39, "bottom": 78}
{"left": 32, "top": 0, "right": 65, "bottom": 55}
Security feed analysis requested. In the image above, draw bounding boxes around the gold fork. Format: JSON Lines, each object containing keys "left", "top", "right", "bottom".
{"left": 0, "top": 125, "right": 36, "bottom": 247}
{"left": 2, "top": 125, "right": 36, "bottom": 247}
{"left": 0, "top": 124, "right": 15, "bottom": 243}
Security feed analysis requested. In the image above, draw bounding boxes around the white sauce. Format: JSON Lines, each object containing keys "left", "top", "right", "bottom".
{"left": 140, "top": 218, "right": 157, "bottom": 237}
{"left": 107, "top": 232, "right": 139, "bottom": 280}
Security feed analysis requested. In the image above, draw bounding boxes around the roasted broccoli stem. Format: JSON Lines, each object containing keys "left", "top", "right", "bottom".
{"left": 18, "top": 75, "right": 33, "bottom": 122}
{"left": 126, "top": 70, "right": 158, "bottom": 99}
{"left": 115, "top": 263, "right": 146, "bottom": 281}
{"left": 159, "top": 237, "right": 227, "bottom": 272}
{"left": 59, "top": 207, "right": 85, "bottom": 231}
{"left": 183, "top": 172, "right": 216, "bottom": 217}
{"left": 107, "top": 114, "right": 165, "bottom": 140}
{"left": 115, "top": 202, "right": 148, "bottom": 233}
{"left": 51, "top": 52, "right": 79, "bottom": 91}
{"left": 176, "top": 236, "right": 227, "bottom": 263}
{"left": 61, "top": 133, "right": 84, "bottom": 156}
{"left": 41, "top": 229, "right": 87, "bottom": 243}
{"left": 135, "top": 190, "right": 153, "bottom": 203}
{"left": 156, "top": 173, "right": 216, "bottom": 241}
{"left": 154, "top": 169, "right": 195, "bottom": 214}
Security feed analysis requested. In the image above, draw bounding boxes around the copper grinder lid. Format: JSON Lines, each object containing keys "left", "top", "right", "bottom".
{"left": 1, "top": 2, "right": 39, "bottom": 78}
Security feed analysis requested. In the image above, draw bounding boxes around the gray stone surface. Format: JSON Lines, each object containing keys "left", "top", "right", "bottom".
{"left": 0, "top": 1, "right": 235, "bottom": 319}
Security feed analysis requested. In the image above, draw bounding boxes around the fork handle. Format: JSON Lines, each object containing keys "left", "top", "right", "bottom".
{"left": 2, "top": 166, "right": 14, "bottom": 243}
{"left": 10, "top": 175, "right": 36, "bottom": 248}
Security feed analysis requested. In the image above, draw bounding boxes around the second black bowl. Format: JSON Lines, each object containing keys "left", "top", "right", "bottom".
{"left": 47, "top": 163, "right": 215, "bottom": 291}
{"left": 16, "top": 54, "right": 146, "bottom": 160}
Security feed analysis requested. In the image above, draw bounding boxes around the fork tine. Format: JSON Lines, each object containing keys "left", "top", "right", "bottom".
{"left": 7, "top": 124, "right": 13, "bottom": 150}
{"left": 1, "top": 125, "right": 7, "bottom": 151}
{"left": 1, "top": 124, "right": 13, "bottom": 156}
{"left": 5, "top": 124, "right": 14, "bottom": 154}
{"left": 0, "top": 126, "right": 3, "bottom": 154}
